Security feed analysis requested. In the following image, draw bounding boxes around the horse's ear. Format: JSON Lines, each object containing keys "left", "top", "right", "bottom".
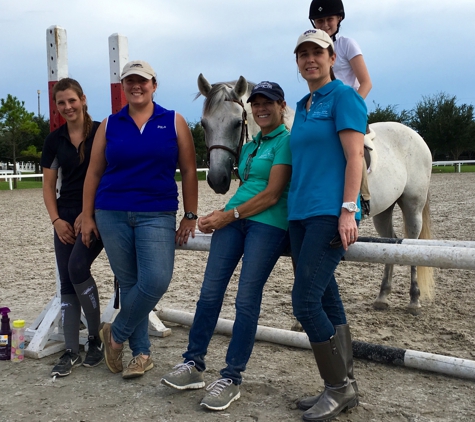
{"left": 233, "top": 76, "right": 248, "bottom": 99}
{"left": 198, "top": 73, "right": 212, "bottom": 98}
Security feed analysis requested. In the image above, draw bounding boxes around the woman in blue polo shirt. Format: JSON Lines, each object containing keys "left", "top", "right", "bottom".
{"left": 161, "top": 81, "right": 292, "bottom": 411}
{"left": 81, "top": 60, "right": 198, "bottom": 380}
{"left": 41, "top": 78, "right": 104, "bottom": 376}
{"left": 289, "top": 30, "right": 367, "bottom": 422}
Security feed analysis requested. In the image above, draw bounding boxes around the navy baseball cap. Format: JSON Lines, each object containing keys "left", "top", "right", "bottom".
{"left": 247, "top": 81, "right": 285, "bottom": 103}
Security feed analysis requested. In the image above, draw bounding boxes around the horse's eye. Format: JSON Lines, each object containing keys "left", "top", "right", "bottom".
{"left": 234, "top": 120, "right": 243, "bottom": 129}
{"left": 201, "top": 120, "right": 206, "bottom": 130}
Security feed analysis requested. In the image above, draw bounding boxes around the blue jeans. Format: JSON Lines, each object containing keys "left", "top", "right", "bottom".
{"left": 289, "top": 215, "right": 347, "bottom": 343}
{"left": 183, "top": 219, "right": 289, "bottom": 385}
{"left": 95, "top": 210, "right": 176, "bottom": 356}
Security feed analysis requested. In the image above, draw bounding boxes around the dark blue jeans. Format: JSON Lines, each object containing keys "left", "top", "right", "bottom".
{"left": 289, "top": 215, "right": 347, "bottom": 343}
{"left": 183, "top": 219, "right": 289, "bottom": 385}
{"left": 54, "top": 206, "right": 103, "bottom": 295}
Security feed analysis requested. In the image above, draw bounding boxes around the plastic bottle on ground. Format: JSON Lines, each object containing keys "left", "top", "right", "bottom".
{"left": 11, "top": 320, "right": 25, "bottom": 362}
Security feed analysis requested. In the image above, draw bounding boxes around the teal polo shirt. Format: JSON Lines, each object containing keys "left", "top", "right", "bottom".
{"left": 225, "top": 124, "right": 291, "bottom": 230}
{"left": 288, "top": 80, "right": 367, "bottom": 221}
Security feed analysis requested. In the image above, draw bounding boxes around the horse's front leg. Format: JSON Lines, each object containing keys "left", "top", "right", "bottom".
{"left": 407, "top": 265, "right": 421, "bottom": 315}
{"left": 373, "top": 263, "right": 393, "bottom": 310}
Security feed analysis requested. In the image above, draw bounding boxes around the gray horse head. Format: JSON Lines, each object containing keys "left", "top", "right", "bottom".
{"left": 197, "top": 73, "right": 259, "bottom": 194}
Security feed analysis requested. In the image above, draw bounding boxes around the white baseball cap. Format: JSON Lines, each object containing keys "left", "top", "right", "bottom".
{"left": 120, "top": 60, "right": 156, "bottom": 80}
{"left": 294, "top": 29, "right": 334, "bottom": 53}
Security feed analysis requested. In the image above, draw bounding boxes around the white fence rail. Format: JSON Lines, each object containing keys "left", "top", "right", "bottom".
{"left": 0, "top": 161, "right": 36, "bottom": 172}
{"left": 1, "top": 174, "right": 43, "bottom": 190}
{"left": 432, "top": 160, "right": 475, "bottom": 173}
{"left": 1, "top": 169, "right": 210, "bottom": 191}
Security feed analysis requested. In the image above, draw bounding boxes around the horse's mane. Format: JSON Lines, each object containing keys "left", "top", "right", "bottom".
{"left": 194, "top": 80, "right": 256, "bottom": 114}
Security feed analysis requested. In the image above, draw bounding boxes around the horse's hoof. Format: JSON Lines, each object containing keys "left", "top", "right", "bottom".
{"left": 373, "top": 300, "right": 389, "bottom": 310}
{"left": 407, "top": 304, "right": 421, "bottom": 316}
{"left": 290, "top": 321, "right": 304, "bottom": 332}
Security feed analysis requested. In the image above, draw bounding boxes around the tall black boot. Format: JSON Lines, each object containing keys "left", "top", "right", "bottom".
{"left": 298, "top": 324, "right": 358, "bottom": 411}
{"left": 302, "top": 331, "right": 358, "bottom": 422}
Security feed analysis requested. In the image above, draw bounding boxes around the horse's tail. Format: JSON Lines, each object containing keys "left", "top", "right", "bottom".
{"left": 415, "top": 194, "right": 435, "bottom": 300}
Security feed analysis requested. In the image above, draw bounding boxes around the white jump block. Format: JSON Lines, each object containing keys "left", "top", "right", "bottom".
{"left": 25, "top": 272, "right": 171, "bottom": 359}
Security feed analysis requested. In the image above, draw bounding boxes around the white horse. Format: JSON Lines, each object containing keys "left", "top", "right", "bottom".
{"left": 196, "top": 73, "right": 433, "bottom": 314}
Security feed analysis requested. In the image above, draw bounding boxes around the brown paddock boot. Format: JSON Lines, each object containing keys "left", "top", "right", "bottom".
{"left": 302, "top": 331, "right": 358, "bottom": 422}
{"left": 298, "top": 324, "right": 358, "bottom": 410}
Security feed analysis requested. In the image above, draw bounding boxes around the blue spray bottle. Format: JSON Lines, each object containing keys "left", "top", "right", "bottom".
{"left": 0, "top": 307, "right": 12, "bottom": 360}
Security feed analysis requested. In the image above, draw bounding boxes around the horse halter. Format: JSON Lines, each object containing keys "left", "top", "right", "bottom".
{"left": 206, "top": 98, "right": 249, "bottom": 178}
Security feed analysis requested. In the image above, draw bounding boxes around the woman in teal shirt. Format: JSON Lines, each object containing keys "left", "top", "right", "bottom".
{"left": 161, "top": 81, "right": 291, "bottom": 411}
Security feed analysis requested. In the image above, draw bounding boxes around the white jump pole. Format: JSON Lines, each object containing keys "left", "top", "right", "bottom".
{"left": 158, "top": 308, "right": 475, "bottom": 381}
{"left": 159, "top": 308, "right": 311, "bottom": 349}
{"left": 358, "top": 236, "right": 475, "bottom": 249}
{"left": 108, "top": 33, "right": 128, "bottom": 114}
{"left": 179, "top": 233, "right": 475, "bottom": 270}
{"left": 25, "top": 26, "right": 70, "bottom": 359}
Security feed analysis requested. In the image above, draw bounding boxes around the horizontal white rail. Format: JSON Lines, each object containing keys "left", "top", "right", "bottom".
{"left": 179, "top": 233, "right": 475, "bottom": 270}
{"left": 2, "top": 169, "right": 209, "bottom": 190}
{"left": 2, "top": 174, "right": 43, "bottom": 190}
{"left": 432, "top": 160, "right": 475, "bottom": 173}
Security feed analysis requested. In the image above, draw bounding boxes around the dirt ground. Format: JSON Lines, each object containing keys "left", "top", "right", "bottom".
{"left": 1, "top": 173, "right": 475, "bottom": 422}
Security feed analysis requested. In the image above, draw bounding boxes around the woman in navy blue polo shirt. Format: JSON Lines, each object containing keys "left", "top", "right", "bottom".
{"left": 41, "top": 78, "right": 104, "bottom": 377}
{"left": 81, "top": 60, "right": 198, "bottom": 380}
{"left": 289, "top": 29, "right": 367, "bottom": 422}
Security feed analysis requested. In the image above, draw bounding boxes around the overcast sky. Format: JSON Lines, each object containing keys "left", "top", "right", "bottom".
{"left": 2, "top": 0, "right": 475, "bottom": 125}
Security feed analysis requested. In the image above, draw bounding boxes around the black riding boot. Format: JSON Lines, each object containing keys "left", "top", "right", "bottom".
{"left": 302, "top": 331, "right": 358, "bottom": 422}
{"left": 298, "top": 324, "right": 358, "bottom": 410}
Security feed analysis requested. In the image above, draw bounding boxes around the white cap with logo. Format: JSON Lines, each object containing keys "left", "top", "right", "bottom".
{"left": 120, "top": 60, "right": 156, "bottom": 80}
{"left": 294, "top": 29, "right": 334, "bottom": 53}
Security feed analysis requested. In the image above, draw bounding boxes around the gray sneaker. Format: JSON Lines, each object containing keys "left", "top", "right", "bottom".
{"left": 200, "top": 378, "right": 240, "bottom": 411}
{"left": 161, "top": 361, "right": 205, "bottom": 390}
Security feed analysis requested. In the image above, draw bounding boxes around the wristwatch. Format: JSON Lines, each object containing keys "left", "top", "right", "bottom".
{"left": 341, "top": 202, "right": 360, "bottom": 213}
{"left": 233, "top": 207, "right": 240, "bottom": 219}
{"left": 184, "top": 211, "right": 198, "bottom": 220}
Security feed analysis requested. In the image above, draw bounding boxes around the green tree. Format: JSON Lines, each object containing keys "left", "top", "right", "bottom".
{"left": 188, "top": 120, "right": 207, "bottom": 167}
{"left": 20, "top": 145, "right": 42, "bottom": 174}
{"left": 368, "top": 102, "right": 411, "bottom": 125}
{"left": 0, "top": 94, "right": 40, "bottom": 188}
{"left": 30, "top": 115, "right": 51, "bottom": 151}
{"left": 25, "top": 115, "right": 50, "bottom": 173}
{"left": 411, "top": 93, "right": 475, "bottom": 159}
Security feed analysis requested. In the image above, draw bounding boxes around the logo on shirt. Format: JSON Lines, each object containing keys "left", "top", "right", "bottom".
{"left": 312, "top": 101, "right": 332, "bottom": 118}
{"left": 157, "top": 125, "right": 167, "bottom": 129}
{"left": 259, "top": 147, "right": 275, "bottom": 161}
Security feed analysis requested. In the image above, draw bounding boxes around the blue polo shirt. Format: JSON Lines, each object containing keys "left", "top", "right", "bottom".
{"left": 95, "top": 102, "right": 179, "bottom": 212}
{"left": 288, "top": 80, "right": 367, "bottom": 220}
{"left": 225, "top": 124, "right": 291, "bottom": 230}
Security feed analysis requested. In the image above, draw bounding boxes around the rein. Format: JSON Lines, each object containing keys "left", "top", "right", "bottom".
{"left": 206, "top": 98, "right": 249, "bottom": 179}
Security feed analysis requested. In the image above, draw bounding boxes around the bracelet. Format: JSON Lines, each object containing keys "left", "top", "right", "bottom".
{"left": 52, "top": 217, "right": 60, "bottom": 225}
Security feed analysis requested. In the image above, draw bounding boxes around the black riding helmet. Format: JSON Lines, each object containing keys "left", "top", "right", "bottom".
{"left": 309, "top": 0, "right": 345, "bottom": 32}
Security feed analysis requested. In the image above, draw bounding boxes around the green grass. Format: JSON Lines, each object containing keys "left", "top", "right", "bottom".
{"left": 432, "top": 165, "right": 475, "bottom": 173}
{"left": 0, "top": 179, "right": 43, "bottom": 190}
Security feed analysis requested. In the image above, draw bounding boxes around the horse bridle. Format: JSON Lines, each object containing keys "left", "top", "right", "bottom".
{"left": 206, "top": 98, "right": 249, "bottom": 178}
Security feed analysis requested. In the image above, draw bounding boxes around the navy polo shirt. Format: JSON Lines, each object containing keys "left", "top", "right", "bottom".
{"left": 95, "top": 102, "right": 179, "bottom": 212}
